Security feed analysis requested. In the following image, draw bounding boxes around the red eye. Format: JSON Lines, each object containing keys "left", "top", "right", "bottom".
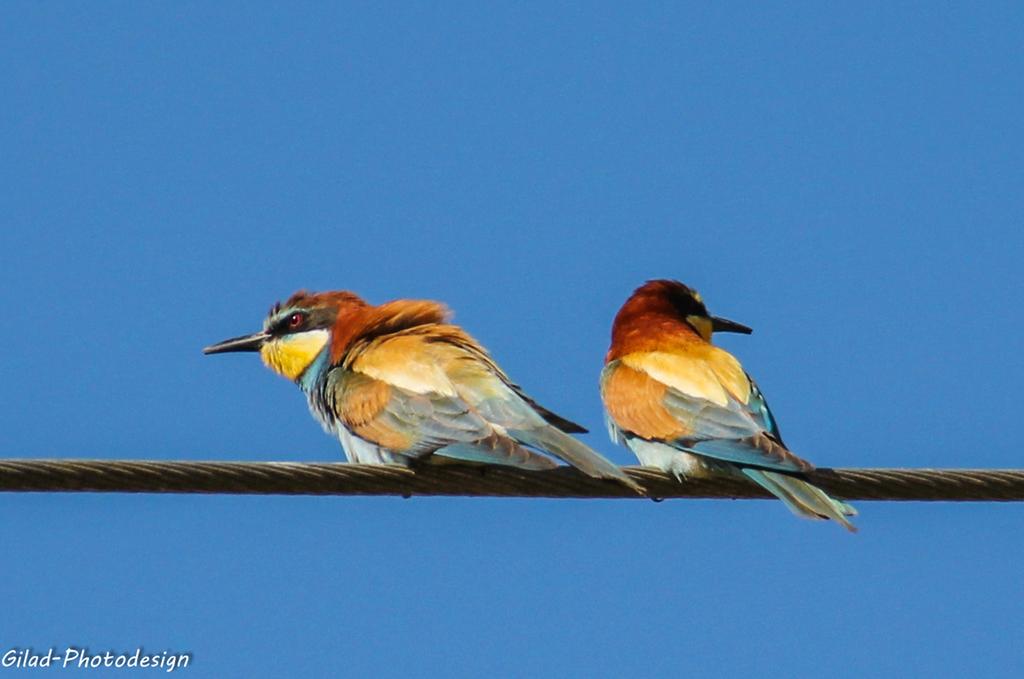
{"left": 288, "top": 313, "right": 304, "bottom": 329}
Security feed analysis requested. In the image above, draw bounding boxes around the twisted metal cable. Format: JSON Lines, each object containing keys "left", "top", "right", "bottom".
{"left": 1, "top": 459, "right": 1023, "bottom": 501}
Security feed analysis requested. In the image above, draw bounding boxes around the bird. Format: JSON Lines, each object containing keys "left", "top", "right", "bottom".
{"left": 600, "top": 280, "right": 856, "bottom": 530}
{"left": 204, "top": 289, "right": 643, "bottom": 493}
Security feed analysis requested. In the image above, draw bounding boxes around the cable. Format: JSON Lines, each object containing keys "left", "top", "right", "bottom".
{"left": 1, "top": 459, "right": 1023, "bottom": 501}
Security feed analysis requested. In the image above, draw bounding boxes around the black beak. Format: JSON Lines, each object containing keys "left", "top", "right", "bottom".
{"left": 711, "top": 316, "right": 753, "bottom": 335}
{"left": 203, "top": 331, "right": 270, "bottom": 355}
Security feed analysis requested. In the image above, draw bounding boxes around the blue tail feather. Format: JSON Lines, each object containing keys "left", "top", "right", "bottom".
{"left": 511, "top": 426, "right": 645, "bottom": 493}
{"left": 742, "top": 468, "right": 857, "bottom": 532}
{"left": 434, "top": 436, "right": 558, "bottom": 471}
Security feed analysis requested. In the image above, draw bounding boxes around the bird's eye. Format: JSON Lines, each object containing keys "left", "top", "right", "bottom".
{"left": 288, "top": 312, "right": 304, "bottom": 329}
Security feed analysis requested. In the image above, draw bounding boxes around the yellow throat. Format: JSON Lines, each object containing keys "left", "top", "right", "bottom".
{"left": 685, "top": 315, "right": 713, "bottom": 342}
{"left": 260, "top": 329, "right": 330, "bottom": 381}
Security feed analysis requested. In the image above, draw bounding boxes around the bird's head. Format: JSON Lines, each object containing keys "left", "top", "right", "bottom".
{"left": 617, "top": 279, "right": 752, "bottom": 342}
{"left": 203, "top": 290, "right": 368, "bottom": 381}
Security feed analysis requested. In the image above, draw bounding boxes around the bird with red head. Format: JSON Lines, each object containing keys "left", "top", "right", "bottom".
{"left": 206, "top": 289, "right": 643, "bottom": 493}
{"left": 601, "top": 280, "right": 856, "bottom": 530}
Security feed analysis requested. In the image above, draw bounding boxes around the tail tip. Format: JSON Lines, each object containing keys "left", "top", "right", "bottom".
{"left": 619, "top": 473, "right": 646, "bottom": 495}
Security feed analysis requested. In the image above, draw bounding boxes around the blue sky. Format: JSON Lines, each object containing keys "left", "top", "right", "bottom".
{"left": 2, "top": 3, "right": 1023, "bottom": 677}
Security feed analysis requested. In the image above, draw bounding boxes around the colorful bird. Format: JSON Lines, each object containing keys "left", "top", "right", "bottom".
{"left": 600, "top": 280, "right": 856, "bottom": 530}
{"left": 204, "top": 290, "right": 642, "bottom": 492}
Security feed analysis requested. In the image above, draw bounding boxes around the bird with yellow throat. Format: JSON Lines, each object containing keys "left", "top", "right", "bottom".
{"left": 205, "top": 290, "right": 643, "bottom": 493}
{"left": 601, "top": 280, "right": 856, "bottom": 529}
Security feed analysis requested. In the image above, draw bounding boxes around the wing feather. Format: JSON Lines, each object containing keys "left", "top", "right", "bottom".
{"left": 327, "top": 327, "right": 635, "bottom": 485}
{"left": 600, "top": 361, "right": 688, "bottom": 440}
{"left": 324, "top": 330, "right": 586, "bottom": 470}
{"left": 608, "top": 350, "right": 811, "bottom": 473}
